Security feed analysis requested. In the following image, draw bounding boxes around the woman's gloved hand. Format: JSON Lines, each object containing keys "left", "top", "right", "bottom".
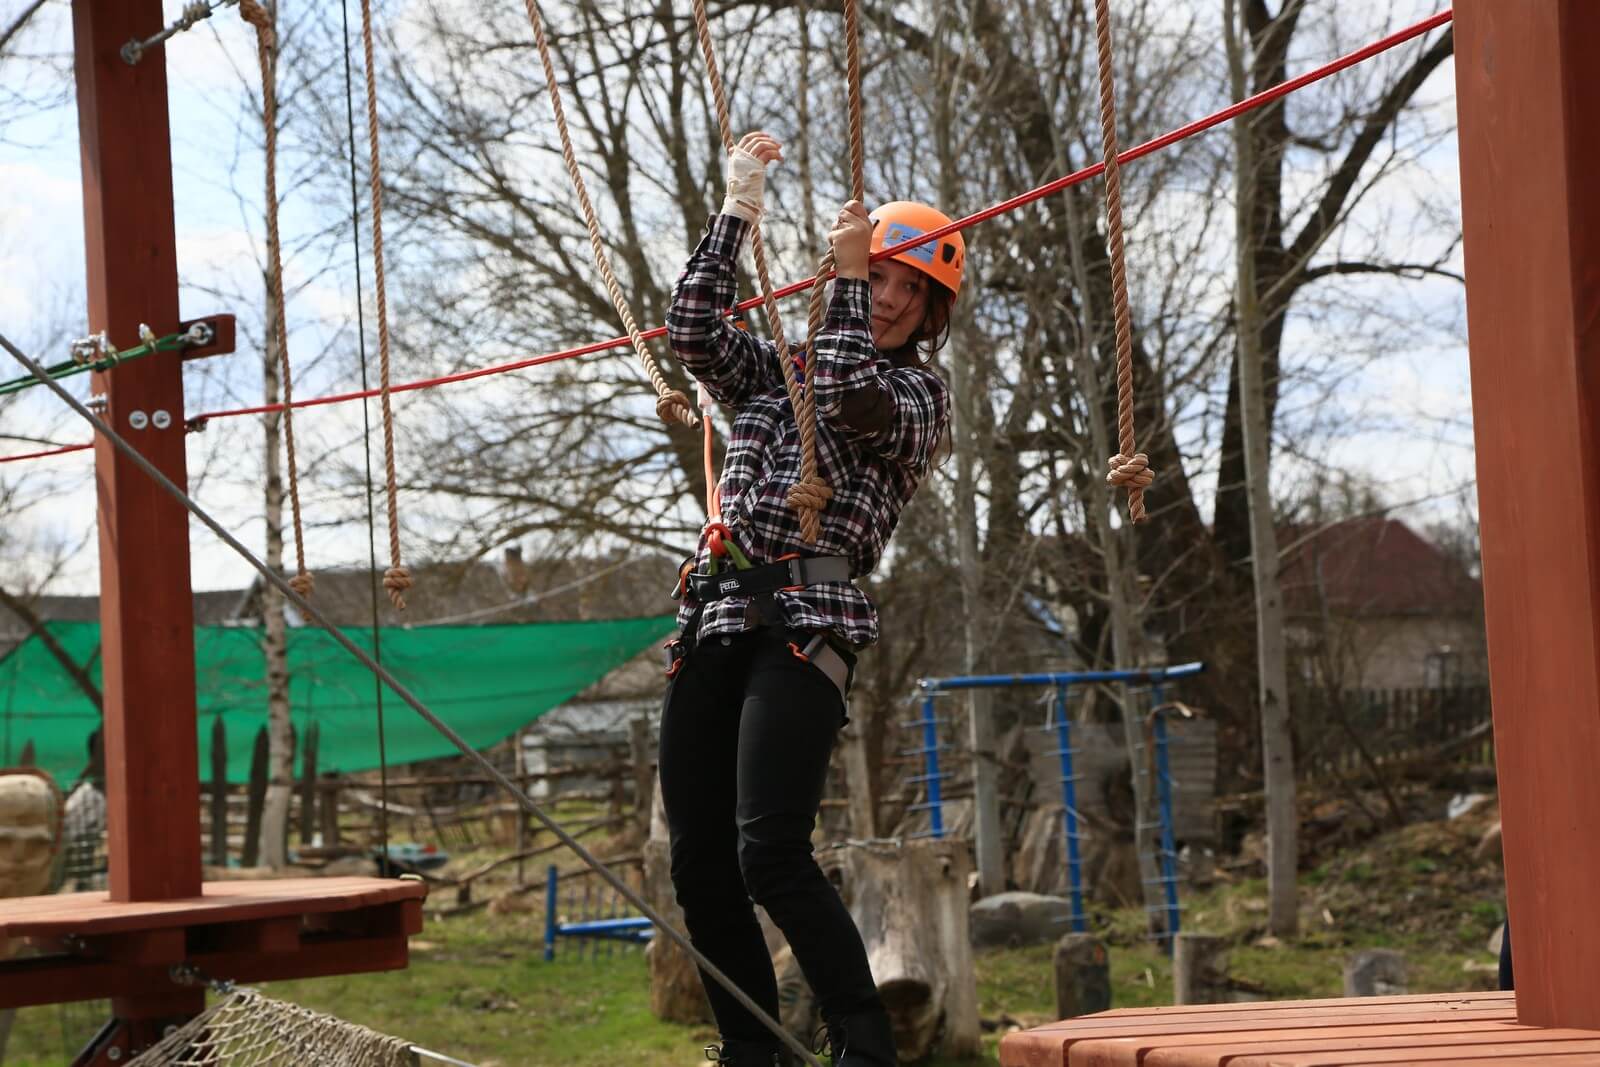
{"left": 828, "top": 200, "right": 872, "bottom": 280}
{"left": 721, "top": 130, "right": 784, "bottom": 224}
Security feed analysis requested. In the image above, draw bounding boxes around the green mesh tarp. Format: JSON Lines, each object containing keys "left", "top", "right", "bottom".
{"left": 0, "top": 615, "right": 675, "bottom": 787}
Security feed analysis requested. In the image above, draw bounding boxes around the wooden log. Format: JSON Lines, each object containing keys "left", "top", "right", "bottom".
{"left": 241, "top": 727, "right": 268, "bottom": 868}
{"left": 643, "top": 838, "right": 710, "bottom": 1023}
{"left": 1053, "top": 933, "right": 1110, "bottom": 1020}
{"left": 830, "top": 838, "right": 981, "bottom": 1060}
{"left": 0, "top": 771, "right": 60, "bottom": 902}
{"left": 209, "top": 717, "right": 228, "bottom": 868}
{"left": 1174, "top": 932, "right": 1229, "bottom": 1005}
{"left": 298, "top": 722, "right": 318, "bottom": 846}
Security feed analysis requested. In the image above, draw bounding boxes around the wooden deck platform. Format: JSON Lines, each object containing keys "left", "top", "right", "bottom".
{"left": 0, "top": 877, "right": 426, "bottom": 1009}
{"left": 998, "top": 992, "right": 1600, "bottom": 1066}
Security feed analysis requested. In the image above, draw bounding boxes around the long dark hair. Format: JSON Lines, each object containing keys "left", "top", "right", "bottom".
{"left": 882, "top": 278, "right": 956, "bottom": 370}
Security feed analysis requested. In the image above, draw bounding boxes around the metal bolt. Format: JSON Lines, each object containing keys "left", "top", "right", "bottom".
{"left": 128, "top": 410, "right": 149, "bottom": 430}
{"left": 86, "top": 395, "right": 109, "bottom": 414}
{"left": 152, "top": 410, "right": 172, "bottom": 429}
{"left": 106, "top": 1046, "right": 122, "bottom": 1061}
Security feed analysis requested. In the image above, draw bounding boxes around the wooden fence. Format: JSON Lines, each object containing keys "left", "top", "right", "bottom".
{"left": 1293, "top": 685, "right": 1494, "bottom": 780}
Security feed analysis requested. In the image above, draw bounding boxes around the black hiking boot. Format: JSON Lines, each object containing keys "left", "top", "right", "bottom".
{"left": 821, "top": 1010, "right": 898, "bottom": 1066}
{"left": 704, "top": 1037, "right": 790, "bottom": 1065}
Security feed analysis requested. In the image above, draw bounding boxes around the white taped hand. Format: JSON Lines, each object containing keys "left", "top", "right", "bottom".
{"left": 720, "top": 147, "right": 767, "bottom": 224}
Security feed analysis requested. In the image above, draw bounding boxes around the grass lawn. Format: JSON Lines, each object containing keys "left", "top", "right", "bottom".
{"left": 2, "top": 801, "right": 1507, "bottom": 1065}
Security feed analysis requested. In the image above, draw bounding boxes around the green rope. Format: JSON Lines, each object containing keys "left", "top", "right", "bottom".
{"left": 0, "top": 330, "right": 190, "bottom": 398}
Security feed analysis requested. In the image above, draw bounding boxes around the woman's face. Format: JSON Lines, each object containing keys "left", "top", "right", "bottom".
{"left": 868, "top": 258, "right": 930, "bottom": 351}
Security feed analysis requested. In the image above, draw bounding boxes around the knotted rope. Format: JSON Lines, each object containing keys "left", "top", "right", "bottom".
{"left": 239, "top": 0, "right": 314, "bottom": 598}
{"left": 1092, "top": 0, "right": 1153, "bottom": 522}
{"left": 788, "top": 0, "right": 865, "bottom": 542}
{"left": 518, "top": 0, "right": 696, "bottom": 430}
{"left": 690, "top": 0, "right": 861, "bottom": 543}
{"left": 356, "top": 0, "right": 412, "bottom": 610}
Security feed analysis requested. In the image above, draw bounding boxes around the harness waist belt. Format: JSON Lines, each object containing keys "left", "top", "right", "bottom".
{"left": 685, "top": 555, "right": 851, "bottom": 603}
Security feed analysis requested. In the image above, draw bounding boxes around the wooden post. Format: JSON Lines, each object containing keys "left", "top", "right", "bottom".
{"left": 242, "top": 727, "right": 268, "bottom": 868}
{"left": 1173, "top": 933, "right": 1228, "bottom": 1006}
{"left": 209, "top": 717, "right": 227, "bottom": 867}
{"left": 16, "top": 743, "right": 32, "bottom": 769}
{"left": 319, "top": 775, "right": 341, "bottom": 846}
{"left": 1052, "top": 934, "right": 1110, "bottom": 1019}
{"left": 628, "top": 717, "right": 651, "bottom": 841}
{"left": 298, "top": 722, "right": 318, "bottom": 845}
{"left": 73, "top": 0, "right": 202, "bottom": 906}
{"left": 1455, "top": 0, "right": 1600, "bottom": 1029}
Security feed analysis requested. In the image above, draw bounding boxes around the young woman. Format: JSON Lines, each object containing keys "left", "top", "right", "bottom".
{"left": 660, "top": 130, "right": 965, "bottom": 1067}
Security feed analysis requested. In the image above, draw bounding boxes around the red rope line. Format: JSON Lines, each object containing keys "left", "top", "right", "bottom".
{"left": 1, "top": 8, "right": 1452, "bottom": 467}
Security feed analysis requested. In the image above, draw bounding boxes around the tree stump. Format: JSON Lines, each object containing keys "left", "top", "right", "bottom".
{"left": 1344, "top": 948, "right": 1407, "bottom": 996}
{"left": 643, "top": 837, "right": 711, "bottom": 1024}
{"left": 829, "top": 838, "right": 981, "bottom": 1060}
{"left": 1174, "top": 933, "right": 1230, "bottom": 1005}
{"left": 1054, "top": 933, "right": 1111, "bottom": 1019}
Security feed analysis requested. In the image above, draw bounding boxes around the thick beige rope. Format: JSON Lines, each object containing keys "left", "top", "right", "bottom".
{"left": 689, "top": 0, "right": 831, "bottom": 543}
{"left": 1092, "top": 0, "right": 1154, "bottom": 523}
{"left": 239, "top": 0, "right": 314, "bottom": 598}
{"left": 786, "top": 0, "right": 866, "bottom": 543}
{"left": 357, "top": 0, "right": 412, "bottom": 610}
{"left": 689, "top": 0, "right": 861, "bottom": 543}
{"left": 518, "top": 0, "right": 696, "bottom": 430}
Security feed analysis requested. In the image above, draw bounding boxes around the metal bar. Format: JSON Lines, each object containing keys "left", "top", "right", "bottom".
{"left": 1055, "top": 685, "right": 1087, "bottom": 934}
{"left": 543, "top": 863, "right": 558, "bottom": 962}
{"left": 919, "top": 662, "right": 1204, "bottom": 692}
{"left": 1152, "top": 708, "right": 1182, "bottom": 950}
{"left": 920, "top": 695, "right": 944, "bottom": 839}
{"left": 411, "top": 1045, "right": 482, "bottom": 1067}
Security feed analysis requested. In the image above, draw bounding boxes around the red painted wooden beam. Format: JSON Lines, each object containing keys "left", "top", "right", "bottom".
{"left": 71, "top": 0, "right": 202, "bottom": 909}
{"left": 1455, "top": 0, "right": 1600, "bottom": 1029}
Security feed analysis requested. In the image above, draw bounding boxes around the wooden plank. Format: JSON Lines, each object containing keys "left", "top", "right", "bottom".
{"left": 72, "top": 0, "right": 202, "bottom": 905}
{"left": 0, "top": 878, "right": 426, "bottom": 938}
{"left": 0, "top": 929, "right": 412, "bottom": 1008}
{"left": 1229, "top": 1039, "right": 1600, "bottom": 1066}
{"left": 1454, "top": 0, "right": 1600, "bottom": 1029}
{"left": 1136, "top": 1028, "right": 1598, "bottom": 1067}
{"left": 1013, "top": 994, "right": 1513, "bottom": 1034}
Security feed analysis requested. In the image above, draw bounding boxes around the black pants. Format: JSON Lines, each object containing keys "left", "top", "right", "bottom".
{"left": 659, "top": 627, "right": 881, "bottom": 1044}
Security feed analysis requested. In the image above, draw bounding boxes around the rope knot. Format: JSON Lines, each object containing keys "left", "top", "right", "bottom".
{"left": 656, "top": 389, "right": 698, "bottom": 428}
{"left": 786, "top": 476, "right": 834, "bottom": 544}
{"left": 288, "top": 571, "right": 315, "bottom": 599}
{"left": 384, "top": 565, "right": 413, "bottom": 611}
{"left": 1105, "top": 452, "right": 1153, "bottom": 490}
{"left": 237, "top": 0, "right": 274, "bottom": 45}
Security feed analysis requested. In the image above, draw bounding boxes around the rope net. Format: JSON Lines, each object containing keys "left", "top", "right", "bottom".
{"left": 129, "top": 989, "right": 417, "bottom": 1067}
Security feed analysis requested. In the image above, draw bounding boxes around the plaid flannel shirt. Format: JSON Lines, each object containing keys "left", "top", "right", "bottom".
{"left": 667, "top": 214, "right": 949, "bottom": 648}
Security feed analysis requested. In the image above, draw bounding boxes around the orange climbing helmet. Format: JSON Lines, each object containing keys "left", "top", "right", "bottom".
{"left": 869, "top": 201, "right": 965, "bottom": 297}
